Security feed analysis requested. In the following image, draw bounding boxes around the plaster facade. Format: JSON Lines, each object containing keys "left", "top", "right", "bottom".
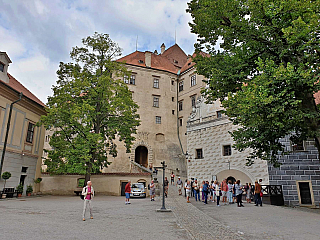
{"left": 0, "top": 52, "right": 46, "bottom": 194}
{"left": 186, "top": 97, "right": 269, "bottom": 184}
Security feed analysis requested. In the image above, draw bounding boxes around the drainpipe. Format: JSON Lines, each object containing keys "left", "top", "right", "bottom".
{"left": 0, "top": 92, "right": 23, "bottom": 175}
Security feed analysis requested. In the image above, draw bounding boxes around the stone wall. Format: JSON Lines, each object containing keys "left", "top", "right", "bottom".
{"left": 40, "top": 173, "right": 152, "bottom": 196}
{"left": 269, "top": 137, "right": 320, "bottom": 206}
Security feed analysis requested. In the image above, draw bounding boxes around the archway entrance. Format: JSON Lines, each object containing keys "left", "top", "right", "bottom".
{"left": 227, "top": 176, "right": 236, "bottom": 184}
{"left": 135, "top": 146, "right": 148, "bottom": 168}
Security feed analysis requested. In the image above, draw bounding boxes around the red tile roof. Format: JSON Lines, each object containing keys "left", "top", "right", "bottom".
{"left": 1, "top": 73, "right": 46, "bottom": 107}
{"left": 180, "top": 52, "right": 210, "bottom": 74}
{"left": 116, "top": 44, "right": 188, "bottom": 74}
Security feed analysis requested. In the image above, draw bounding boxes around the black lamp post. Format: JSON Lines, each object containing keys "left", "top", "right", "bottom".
{"left": 0, "top": 92, "right": 23, "bottom": 175}
{"left": 155, "top": 161, "right": 171, "bottom": 212}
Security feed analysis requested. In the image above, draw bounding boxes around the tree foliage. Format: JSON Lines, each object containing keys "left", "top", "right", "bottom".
{"left": 40, "top": 33, "right": 140, "bottom": 180}
{"left": 187, "top": 0, "right": 320, "bottom": 166}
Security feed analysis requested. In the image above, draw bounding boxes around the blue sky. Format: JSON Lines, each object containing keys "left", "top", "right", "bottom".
{"left": 0, "top": 0, "right": 197, "bottom": 103}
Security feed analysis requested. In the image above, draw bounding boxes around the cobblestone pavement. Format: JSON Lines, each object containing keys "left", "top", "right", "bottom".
{"left": 167, "top": 185, "right": 320, "bottom": 240}
{"left": 0, "top": 195, "right": 190, "bottom": 240}
{"left": 1, "top": 189, "right": 320, "bottom": 240}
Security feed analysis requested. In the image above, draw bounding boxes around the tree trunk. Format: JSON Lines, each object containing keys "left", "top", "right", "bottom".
{"left": 85, "top": 161, "right": 92, "bottom": 184}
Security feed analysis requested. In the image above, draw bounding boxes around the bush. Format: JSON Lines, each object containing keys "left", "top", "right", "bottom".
{"left": 26, "top": 185, "right": 33, "bottom": 194}
{"left": 2, "top": 172, "right": 11, "bottom": 180}
{"left": 16, "top": 184, "right": 23, "bottom": 193}
{"left": 34, "top": 178, "right": 42, "bottom": 184}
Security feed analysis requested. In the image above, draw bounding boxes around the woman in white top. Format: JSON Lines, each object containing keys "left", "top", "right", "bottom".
{"left": 215, "top": 181, "right": 221, "bottom": 206}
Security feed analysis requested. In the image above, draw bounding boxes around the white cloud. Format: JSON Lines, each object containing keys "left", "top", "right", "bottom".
{"left": 0, "top": 0, "right": 198, "bottom": 103}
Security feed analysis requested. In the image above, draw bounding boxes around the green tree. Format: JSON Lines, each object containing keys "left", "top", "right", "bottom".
{"left": 40, "top": 33, "right": 140, "bottom": 182}
{"left": 187, "top": 0, "right": 320, "bottom": 166}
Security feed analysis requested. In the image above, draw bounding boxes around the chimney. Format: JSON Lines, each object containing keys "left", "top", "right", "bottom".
{"left": 160, "top": 43, "right": 166, "bottom": 54}
{"left": 187, "top": 54, "right": 192, "bottom": 60}
{"left": 145, "top": 51, "right": 152, "bottom": 68}
{"left": 154, "top": 50, "right": 158, "bottom": 55}
{"left": 0, "top": 52, "right": 12, "bottom": 83}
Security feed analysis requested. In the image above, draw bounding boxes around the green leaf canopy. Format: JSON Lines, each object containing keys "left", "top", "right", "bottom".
{"left": 40, "top": 33, "right": 140, "bottom": 178}
{"left": 187, "top": 0, "right": 320, "bottom": 166}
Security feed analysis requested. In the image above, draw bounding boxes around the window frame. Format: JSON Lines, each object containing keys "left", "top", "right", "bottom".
{"left": 0, "top": 62, "right": 4, "bottom": 72}
{"left": 195, "top": 148, "right": 203, "bottom": 159}
{"left": 155, "top": 116, "right": 161, "bottom": 124}
{"left": 178, "top": 101, "right": 183, "bottom": 111}
{"left": 153, "top": 96, "right": 159, "bottom": 108}
{"left": 179, "top": 81, "right": 184, "bottom": 92}
{"left": 26, "top": 122, "right": 35, "bottom": 144}
{"left": 223, "top": 145, "right": 232, "bottom": 156}
{"left": 191, "top": 74, "right": 196, "bottom": 87}
{"left": 153, "top": 78, "right": 159, "bottom": 88}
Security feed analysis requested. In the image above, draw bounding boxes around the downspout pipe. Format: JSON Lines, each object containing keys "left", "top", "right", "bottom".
{"left": 0, "top": 92, "right": 23, "bottom": 175}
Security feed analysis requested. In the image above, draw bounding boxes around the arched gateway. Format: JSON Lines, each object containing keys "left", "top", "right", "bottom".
{"left": 135, "top": 146, "right": 148, "bottom": 168}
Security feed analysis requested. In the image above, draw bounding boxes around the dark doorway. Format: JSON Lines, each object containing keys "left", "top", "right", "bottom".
{"left": 135, "top": 146, "right": 148, "bottom": 168}
{"left": 299, "top": 182, "right": 312, "bottom": 204}
{"left": 121, "top": 182, "right": 128, "bottom": 196}
{"left": 20, "top": 175, "right": 26, "bottom": 186}
{"left": 226, "top": 176, "right": 236, "bottom": 184}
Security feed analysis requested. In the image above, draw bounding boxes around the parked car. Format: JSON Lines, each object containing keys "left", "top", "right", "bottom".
{"left": 130, "top": 183, "right": 146, "bottom": 198}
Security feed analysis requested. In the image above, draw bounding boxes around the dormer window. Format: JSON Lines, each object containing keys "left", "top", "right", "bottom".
{"left": 139, "top": 60, "right": 144, "bottom": 64}
{"left": 174, "top": 60, "right": 178, "bottom": 64}
{"left": 188, "top": 62, "right": 191, "bottom": 66}
{"left": 0, "top": 62, "right": 4, "bottom": 72}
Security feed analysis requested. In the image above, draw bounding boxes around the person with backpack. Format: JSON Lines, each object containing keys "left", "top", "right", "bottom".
{"left": 82, "top": 181, "right": 95, "bottom": 221}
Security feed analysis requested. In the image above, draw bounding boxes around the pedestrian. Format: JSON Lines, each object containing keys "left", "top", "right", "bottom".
{"left": 211, "top": 180, "right": 216, "bottom": 202}
{"left": 190, "top": 178, "right": 195, "bottom": 197}
{"left": 201, "top": 181, "right": 205, "bottom": 201}
{"left": 164, "top": 177, "right": 169, "bottom": 197}
{"left": 203, "top": 181, "right": 209, "bottom": 204}
{"left": 221, "top": 179, "right": 228, "bottom": 205}
{"left": 246, "top": 183, "right": 252, "bottom": 203}
{"left": 254, "top": 180, "right": 263, "bottom": 206}
{"left": 176, "top": 177, "right": 183, "bottom": 195}
{"left": 227, "top": 180, "right": 234, "bottom": 204}
{"left": 185, "top": 180, "right": 191, "bottom": 203}
{"left": 184, "top": 179, "right": 187, "bottom": 197}
{"left": 193, "top": 179, "right": 200, "bottom": 201}
{"left": 149, "top": 180, "right": 155, "bottom": 201}
{"left": 82, "top": 181, "right": 94, "bottom": 221}
{"left": 232, "top": 183, "right": 237, "bottom": 203}
{"left": 125, "top": 180, "right": 131, "bottom": 205}
{"left": 149, "top": 164, "right": 153, "bottom": 172}
{"left": 215, "top": 181, "right": 221, "bottom": 206}
{"left": 235, "top": 180, "right": 244, "bottom": 207}
{"left": 170, "top": 172, "right": 175, "bottom": 185}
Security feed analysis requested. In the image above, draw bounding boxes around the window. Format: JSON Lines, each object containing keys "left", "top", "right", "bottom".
{"left": 171, "top": 80, "right": 174, "bottom": 85}
{"left": 196, "top": 149, "right": 203, "bottom": 159}
{"left": 191, "top": 95, "right": 196, "bottom": 108}
{"left": 138, "top": 60, "right": 144, "bottom": 64}
{"left": 178, "top": 101, "right": 183, "bottom": 111}
{"left": 26, "top": 122, "right": 35, "bottom": 143}
{"left": 172, "top": 110, "right": 175, "bottom": 115}
{"left": 153, "top": 96, "right": 159, "bottom": 108}
{"left": 0, "top": 62, "right": 4, "bottom": 72}
{"left": 172, "top": 97, "right": 174, "bottom": 102}
{"left": 217, "top": 111, "right": 222, "bottom": 118}
{"left": 124, "top": 75, "right": 129, "bottom": 84}
{"left": 179, "top": 118, "right": 183, "bottom": 126}
{"left": 191, "top": 75, "right": 196, "bottom": 86}
{"left": 179, "top": 81, "right": 184, "bottom": 92}
{"left": 124, "top": 75, "right": 135, "bottom": 85}
{"left": 155, "top": 116, "right": 161, "bottom": 124}
{"left": 153, "top": 78, "right": 159, "bottom": 88}
{"left": 223, "top": 145, "right": 232, "bottom": 156}
{"left": 129, "top": 75, "right": 135, "bottom": 85}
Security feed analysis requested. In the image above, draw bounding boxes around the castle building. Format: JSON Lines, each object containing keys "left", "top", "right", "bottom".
{"left": 0, "top": 52, "right": 46, "bottom": 195}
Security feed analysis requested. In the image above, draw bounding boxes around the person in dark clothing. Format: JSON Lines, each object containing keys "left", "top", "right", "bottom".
{"left": 190, "top": 178, "right": 194, "bottom": 197}
{"left": 164, "top": 177, "right": 169, "bottom": 197}
{"left": 202, "top": 181, "right": 209, "bottom": 204}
